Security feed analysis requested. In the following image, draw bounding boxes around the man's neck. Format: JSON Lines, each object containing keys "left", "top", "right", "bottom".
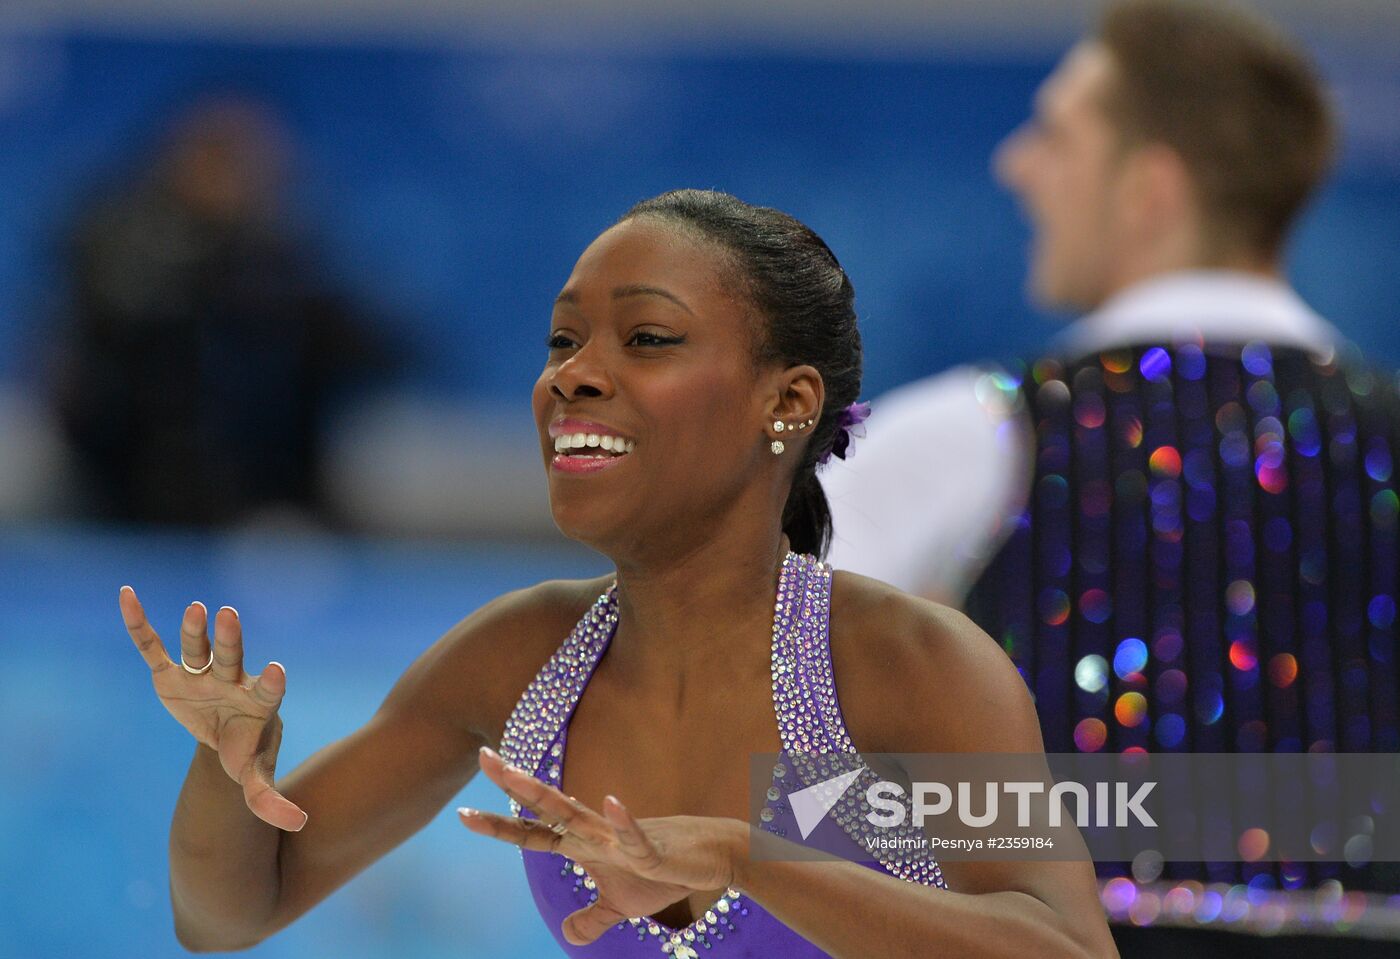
{"left": 1098, "top": 252, "right": 1283, "bottom": 308}
{"left": 1052, "top": 265, "right": 1336, "bottom": 360}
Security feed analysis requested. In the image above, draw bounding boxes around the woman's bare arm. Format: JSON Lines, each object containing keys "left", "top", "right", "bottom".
{"left": 125, "top": 578, "right": 597, "bottom": 952}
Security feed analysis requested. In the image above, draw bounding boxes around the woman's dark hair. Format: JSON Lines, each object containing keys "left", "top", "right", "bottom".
{"left": 619, "top": 189, "right": 862, "bottom": 559}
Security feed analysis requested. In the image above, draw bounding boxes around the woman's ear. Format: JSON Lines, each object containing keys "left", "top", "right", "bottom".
{"left": 766, "top": 364, "right": 824, "bottom": 438}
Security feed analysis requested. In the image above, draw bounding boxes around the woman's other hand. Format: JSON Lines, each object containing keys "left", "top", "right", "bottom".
{"left": 459, "top": 745, "right": 745, "bottom": 947}
{"left": 119, "top": 586, "right": 307, "bottom": 832}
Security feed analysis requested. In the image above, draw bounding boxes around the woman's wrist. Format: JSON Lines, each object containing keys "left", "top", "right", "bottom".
{"left": 722, "top": 818, "right": 755, "bottom": 892}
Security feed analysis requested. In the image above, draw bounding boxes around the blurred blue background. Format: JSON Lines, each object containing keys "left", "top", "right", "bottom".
{"left": 4, "top": 31, "right": 1400, "bottom": 402}
{"left": 2, "top": 1, "right": 1399, "bottom": 957}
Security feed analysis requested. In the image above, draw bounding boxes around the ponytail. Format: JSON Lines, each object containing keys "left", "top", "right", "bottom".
{"left": 782, "top": 468, "right": 832, "bottom": 558}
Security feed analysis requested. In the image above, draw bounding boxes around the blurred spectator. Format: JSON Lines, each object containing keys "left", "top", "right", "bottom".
{"left": 48, "top": 94, "right": 393, "bottom": 527}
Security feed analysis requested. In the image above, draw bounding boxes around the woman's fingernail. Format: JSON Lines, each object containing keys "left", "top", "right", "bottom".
{"left": 457, "top": 806, "right": 479, "bottom": 818}
{"left": 191, "top": 601, "right": 206, "bottom": 612}
{"left": 295, "top": 811, "right": 308, "bottom": 831}
{"left": 479, "top": 745, "right": 498, "bottom": 758}
{"left": 220, "top": 605, "right": 239, "bottom": 617}
{"left": 120, "top": 585, "right": 133, "bottom": 595}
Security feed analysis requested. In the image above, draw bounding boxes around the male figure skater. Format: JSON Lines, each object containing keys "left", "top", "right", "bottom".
{"left": 825, "top": 2, "right": 1400, "bottom": 955}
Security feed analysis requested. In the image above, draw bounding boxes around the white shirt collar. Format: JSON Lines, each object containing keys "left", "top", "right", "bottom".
{"left": 1052, "top": 270, "right": 1341, "bottom": 359}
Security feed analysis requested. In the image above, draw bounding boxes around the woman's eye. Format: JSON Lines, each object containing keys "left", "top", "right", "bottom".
{"left": 629, "top": 332, "right": 685, "bottom": 347}
{"left": 546, "top": 332, "right": 576, "bottom": 350}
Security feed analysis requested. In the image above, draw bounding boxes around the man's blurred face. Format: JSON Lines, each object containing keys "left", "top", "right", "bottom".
{"left": 994, "top": 42, "right": 1128, "bottom": 312}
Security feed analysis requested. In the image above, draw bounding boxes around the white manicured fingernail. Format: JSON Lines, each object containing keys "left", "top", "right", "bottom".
{"left": 220, "top": 605, "right": 239, "bottom": 617}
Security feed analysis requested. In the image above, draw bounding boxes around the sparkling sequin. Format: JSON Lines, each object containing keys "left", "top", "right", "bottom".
{"left": 1101, "top": 350, "right": 1134, "bottom": 374}
{"left": 1075, "top": 654, "right": 1109, "bottom": 693}
{"left": 1154, "top": 714, "right": 1186, "bottom": 748}
{"left": 1140, "top": 347, "right": 1171, "bottom": 381}
{"left": 1115, "top": 692, "right": 1148, "bottom": 728}
{"left": 1079, "top": 588, "right": 1112, "bottom": 624}
{"left": 769, "top": 554, "right": 946, "bottom": 888}
{"left": 1226, "top": 580, "right": 1256, "bottom": 615}
{"left": 1241, "top": 342, "right": 1274, "bottom": 376}
{"left": 1149, "top": 446, "right": 1182, "bottom": 478}
{"left": 1074, "top": 717, "right": 1108, "bottom": 752}
{"left": 1039, "top": 588, "right": 1071, "bottom": 626}
{"left": 1074, "top": 392, "right": 1107, "bottom": 429}
{"left": 1229, "top": 640, "right": 1258, "bottom": 672}
{"left": 1113, "top": 638, "right": 1148, "bottom": 679}
{"left": 1268, "top": 653, "right": 1299, "bottom": 689}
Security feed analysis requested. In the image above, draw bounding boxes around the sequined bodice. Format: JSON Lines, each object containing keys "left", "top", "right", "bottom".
{"left": 497, "top": 551, "right": 947, "bottom": 957}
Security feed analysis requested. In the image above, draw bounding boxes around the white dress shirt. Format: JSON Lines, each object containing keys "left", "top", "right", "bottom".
{"left": 821, "top": 270, "right": 1341, "bottom": 603}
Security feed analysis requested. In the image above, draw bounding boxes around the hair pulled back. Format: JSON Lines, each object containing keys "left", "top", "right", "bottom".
{"left": 620, "top": 189, "right": 862, "bottom": 558}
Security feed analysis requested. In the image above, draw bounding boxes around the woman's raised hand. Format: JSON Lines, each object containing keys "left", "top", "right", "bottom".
{"left": 459, "top": 746, "right": 744, "bottom": 947}
{"left": 119, "top": 586, "right": 308, "bottom": 832}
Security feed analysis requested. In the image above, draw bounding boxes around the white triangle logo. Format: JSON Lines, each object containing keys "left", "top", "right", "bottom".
{"left": 787, "top": 766, "right": 867, "bottom": 840}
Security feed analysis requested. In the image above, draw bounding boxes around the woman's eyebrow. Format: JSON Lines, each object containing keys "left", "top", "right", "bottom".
{"left": 611, "top": 284, "right": 694, "bottom": 315}
{"left": 552, "top": 284, "right": 695, "bottom": 316}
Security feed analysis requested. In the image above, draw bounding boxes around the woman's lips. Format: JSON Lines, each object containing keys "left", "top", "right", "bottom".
{"left": 551, "top": 451, "right": 629, "bottom": 474}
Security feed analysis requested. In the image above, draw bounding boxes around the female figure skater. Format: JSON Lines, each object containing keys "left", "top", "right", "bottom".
{"left": 120, "top": 190, "right": 1116, "bottom": 958}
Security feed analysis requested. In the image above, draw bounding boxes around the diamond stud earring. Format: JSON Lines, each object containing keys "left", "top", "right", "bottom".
{"left": 771, "top": 440, "right": 785, "bottom": 455}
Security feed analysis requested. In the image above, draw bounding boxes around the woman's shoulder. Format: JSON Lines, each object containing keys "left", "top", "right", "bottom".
{"left": 392, "top": 574, "right": 616, "bottom": 748}
{"left": 828, "top": 569, "right": 1041, "bottom": 754}
{"left": 460, "top": 574, "right": 617, "bottom": 647}
{"left": 829, "top": 568, "right": 989, "bottom": 673}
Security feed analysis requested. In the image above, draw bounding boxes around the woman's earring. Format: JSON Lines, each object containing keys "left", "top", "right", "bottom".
{"left": 771, "top": 440, "right": 785, "bottom": 455}
{"left": 773, "top": 420, "right": 785, "bottom": 433}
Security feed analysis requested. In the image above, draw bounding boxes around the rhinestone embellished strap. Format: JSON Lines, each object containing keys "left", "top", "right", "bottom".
{"left": 498, "top": 583, "right": 618, "bottom": 810}
{"left": 769, "top": 552, "right": 947, "bottom": 888}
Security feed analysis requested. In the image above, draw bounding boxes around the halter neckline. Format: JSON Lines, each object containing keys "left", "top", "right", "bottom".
{"left": 498, "top": 551, "right": 944, "bottom": 956}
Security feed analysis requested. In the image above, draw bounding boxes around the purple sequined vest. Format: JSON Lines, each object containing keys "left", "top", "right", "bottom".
{"left": 498, "top": 551, "right": 947, "bottom": 957}
{"left": 963, "top": 341, "right": 1400, "bottom": 889}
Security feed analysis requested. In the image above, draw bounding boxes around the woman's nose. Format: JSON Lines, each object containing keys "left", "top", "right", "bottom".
{"left": 549, "top": 348, "right": 613, "bottom": 401}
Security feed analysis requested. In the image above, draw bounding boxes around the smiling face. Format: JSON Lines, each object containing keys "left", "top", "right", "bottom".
{"left": 994, "top": 42, "right": 1131, "bottom": 312}
{"left": 532, "top": 217, "right": 783, "bottom": 555}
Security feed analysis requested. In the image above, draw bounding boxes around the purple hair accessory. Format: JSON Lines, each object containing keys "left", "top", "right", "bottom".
{"left": 818, "top": 400, "right": 871, "bottom": 464}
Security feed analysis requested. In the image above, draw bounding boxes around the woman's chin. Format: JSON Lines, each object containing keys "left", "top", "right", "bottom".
{"left": 548, "top": 503, "right": 621, "bottom": 551}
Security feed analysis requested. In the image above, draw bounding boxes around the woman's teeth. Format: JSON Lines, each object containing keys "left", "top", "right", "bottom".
{"left": 554, "top": 433, "right": 635, "bottom": 455}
